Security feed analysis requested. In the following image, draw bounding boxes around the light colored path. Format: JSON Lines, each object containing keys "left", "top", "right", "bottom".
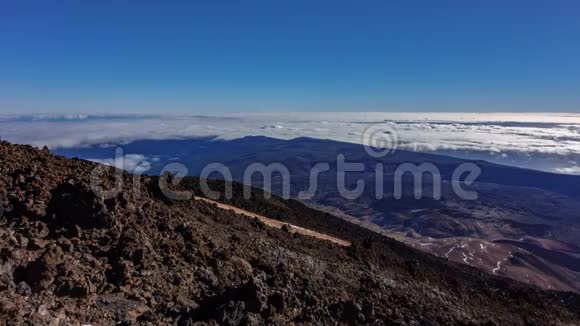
{"left": 194, "top": 196, "right": 351, "bottom": 247}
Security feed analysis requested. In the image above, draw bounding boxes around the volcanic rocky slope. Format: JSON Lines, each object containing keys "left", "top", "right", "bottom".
{"left": 1, "top": 141, "right": 579, "bottom": 325}
{"left": 55, "top": 137, "right": 580, "bottom": 293}
{"left": 62, "top": 136, "right": 580, "bottom": 293}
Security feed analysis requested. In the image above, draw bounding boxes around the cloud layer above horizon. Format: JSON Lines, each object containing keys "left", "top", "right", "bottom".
{"left": 2, "top": 112, "right": 580, "bottom": 174}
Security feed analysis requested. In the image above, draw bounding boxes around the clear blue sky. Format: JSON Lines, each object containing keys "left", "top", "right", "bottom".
{"left": 1, "top": 1, "right": 579, "bottom": 113}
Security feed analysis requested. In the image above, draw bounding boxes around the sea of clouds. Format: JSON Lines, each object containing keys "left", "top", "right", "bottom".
{"left": 2, "top": 112, "right": 580, "bottom": 174}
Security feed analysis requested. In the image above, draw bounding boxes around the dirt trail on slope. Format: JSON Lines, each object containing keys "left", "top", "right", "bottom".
{"left": 194, "top": 196, "right": 351, "bottom": 247}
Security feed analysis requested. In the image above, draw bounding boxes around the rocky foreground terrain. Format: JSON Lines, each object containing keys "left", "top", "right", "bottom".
{"left": 1, "top": 141, "right": 580, "bottom": 325}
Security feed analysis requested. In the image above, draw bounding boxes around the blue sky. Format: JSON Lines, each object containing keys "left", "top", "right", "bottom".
{"left": 1, "top": 1, "right": 579, "bottom": 113}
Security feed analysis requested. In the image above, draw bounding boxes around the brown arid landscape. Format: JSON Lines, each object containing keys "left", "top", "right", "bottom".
{"left": 2, "top": 140, "right": 580, "bottom": 325}
{"left": 305, "top": 177, "right": 580, "bottom": 294}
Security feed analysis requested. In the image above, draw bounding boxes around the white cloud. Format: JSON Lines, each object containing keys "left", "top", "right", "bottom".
{"left": 2, "top": 112, "right": 580, "bottom": 174}
{"left": 555, "top": 166, "right": 580, "bottom": 175}
{"left": 3, "top": 112, "right": 579, "bottom": 153}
